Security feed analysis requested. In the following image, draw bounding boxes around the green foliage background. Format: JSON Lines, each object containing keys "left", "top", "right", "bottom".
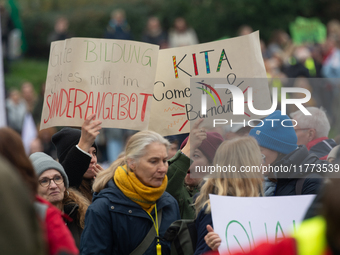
{"left": 14, "top": 0, "right": 340, "bottom": 59}
{"left": 5, "top": 0, "right": 340, "bottom": 92}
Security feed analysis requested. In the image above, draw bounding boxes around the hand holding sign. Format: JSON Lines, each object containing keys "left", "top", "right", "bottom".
{"left": 181, "top": 118, "right": 206, "bottom": 157}
{"left": 78, "top": 113, "right": 102, "bottom": 153}
{"left": 205, "top": 224, "right": 222, "bottom": 251}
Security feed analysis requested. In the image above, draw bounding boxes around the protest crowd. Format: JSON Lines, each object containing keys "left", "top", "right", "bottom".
{"left": 2, "top": 5, "right": 340, "bottom": 255}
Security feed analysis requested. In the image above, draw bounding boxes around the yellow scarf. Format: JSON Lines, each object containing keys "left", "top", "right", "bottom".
{"left": 114, "top": 165, "right": 167, "bottom": 213}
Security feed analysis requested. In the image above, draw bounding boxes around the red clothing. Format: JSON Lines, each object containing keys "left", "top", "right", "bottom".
{"left": 35, "top": 196, "right": 79, "bottom": 255}
{"left": 204, "top": 238, "right": 297, "bottom": 255}
{"left": 306, "top": 137, "right": 336, "bottom": 160}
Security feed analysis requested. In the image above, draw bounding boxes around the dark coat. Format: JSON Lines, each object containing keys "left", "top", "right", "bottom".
{"left": 274, "top": 145, "right": 325, "bottom": 196}
{"left": 307, "top": 137, "right": 337, "bottom": 160}
{"left": 194, "top": 209, "right": 213, "bottom": 255}
{"left": 80, "top": 179, "right": 180, "bottom": 255}
{"left": 64, "top": 203, "right": 83, "bottom": 249}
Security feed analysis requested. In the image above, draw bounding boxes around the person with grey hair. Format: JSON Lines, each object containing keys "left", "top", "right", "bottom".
{"left": 80, "top": 130, "right": 180, "bottom": 255}
{"left": 290, "top": 107, "right": 337, "bottom": 160}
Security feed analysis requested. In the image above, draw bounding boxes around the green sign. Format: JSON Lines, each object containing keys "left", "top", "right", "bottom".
{"left": 290, "top": 17, "right": 326, "bottom": 45}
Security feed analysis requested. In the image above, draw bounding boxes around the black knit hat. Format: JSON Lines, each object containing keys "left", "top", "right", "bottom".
{"left": 52, "top": 127, "right": 97, "bottom": 163}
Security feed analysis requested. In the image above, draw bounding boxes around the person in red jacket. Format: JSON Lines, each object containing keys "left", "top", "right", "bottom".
{"left": 0, "top": 127, "right": 78, "bottom": 255}
{"left": 35, "top": 196, "right": 78, "bottom": 255}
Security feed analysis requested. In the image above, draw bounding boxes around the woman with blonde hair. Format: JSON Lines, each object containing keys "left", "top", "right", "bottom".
{"left": 194, "top": 136, "right": 264, "bottom": 255}
{"left": 81, "top": 130, "right": 180, "bottom": 255}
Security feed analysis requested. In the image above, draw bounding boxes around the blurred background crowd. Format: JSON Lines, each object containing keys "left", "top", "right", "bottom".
{"left": 2, "top": 0, "right": 340, "bottom": 167}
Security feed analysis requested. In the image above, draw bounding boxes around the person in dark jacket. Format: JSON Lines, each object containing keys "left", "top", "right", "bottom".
{"left": 30, "top": 152, "right": 90, "bottom": 249}
{"left": 166, "top": 119, "right": 224, "bottom": 219}
{"left": 249, "top": 110, "right": 325, "bottom": 196}
{"left": 290, "top": 107, "right": 336, "bottom": 160}
{"left": 52, "top": 113, "right": 103, "bottom": 202}
{"left": 80, "top": 130, "right": 180, "bottom": 255}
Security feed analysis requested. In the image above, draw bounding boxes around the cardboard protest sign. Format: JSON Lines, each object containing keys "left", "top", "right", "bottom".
{"left": 40, "top": 38, "right": 159, "bottom": 130}
{"left": 290, "top": 17, "right": 327, "bottom": 45}
{"left": 148, "top": 31, "right": 270, "bottom": 136}
{"left": 209, "top": 194, "right": 315, "bottom": 254}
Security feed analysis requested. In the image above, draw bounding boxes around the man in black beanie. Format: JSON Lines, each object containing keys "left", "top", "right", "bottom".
{"left": 52, "top": 113, "right": 103, "bottom": 202}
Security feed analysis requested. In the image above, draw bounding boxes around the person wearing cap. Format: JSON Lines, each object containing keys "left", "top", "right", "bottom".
{"left": 249, "top": 110, "right": 325, "bottom": 196}
{"left": 0, "top": 127, "right": 78, "bottom": 255}
{"left": 290, "top": 107, "right": 337, "bottom": 160}
{"left": 30, "top": 152, "right": 90, "bottom": 249}
{"left": 166, "top": 119, "right": 224, "bottom": 219}
{"left": 52, "top": 113, "right": 103, "bottom": 202}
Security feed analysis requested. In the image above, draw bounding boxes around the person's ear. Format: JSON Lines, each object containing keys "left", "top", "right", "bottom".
{"left": 127, "top": 159, "right": 136, "bottom": 171}
{"left": 308, "top": 128, "right": 316, "bottom": 141}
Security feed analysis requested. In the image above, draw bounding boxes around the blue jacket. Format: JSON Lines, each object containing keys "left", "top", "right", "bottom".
{"left": 80, "top": 179, "right": 180, "bottom": 255}
{"left": 194, "top": 208, "right": 213, "bottom": 255}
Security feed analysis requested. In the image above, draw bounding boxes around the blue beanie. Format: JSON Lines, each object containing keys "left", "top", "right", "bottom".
{"left": 249, "top": 110, "right": 298, "bottom": 155}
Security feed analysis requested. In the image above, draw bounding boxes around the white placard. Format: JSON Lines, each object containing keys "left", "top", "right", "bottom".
{"left": 209, "top": 194, "right": 315, "bottom": 254}
{"left": 148, "top": 31, "right": 269, "bottom": 136}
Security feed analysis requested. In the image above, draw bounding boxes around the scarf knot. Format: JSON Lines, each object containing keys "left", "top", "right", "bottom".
{"left": 114, "top": 165, "right": 167, "bottom": 213}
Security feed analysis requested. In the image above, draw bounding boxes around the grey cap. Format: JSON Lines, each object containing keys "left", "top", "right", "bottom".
{"left": 29, "top": 152, "right": 69, "bottom": 188}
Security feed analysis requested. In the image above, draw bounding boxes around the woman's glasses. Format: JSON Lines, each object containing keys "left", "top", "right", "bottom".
{"left": 39, "top": 175, "right": 64, "bottom": 187}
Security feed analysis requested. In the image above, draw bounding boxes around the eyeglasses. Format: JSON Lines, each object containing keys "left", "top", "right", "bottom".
{"left": 38, "top": 175, "right": 64, "bottom": 187}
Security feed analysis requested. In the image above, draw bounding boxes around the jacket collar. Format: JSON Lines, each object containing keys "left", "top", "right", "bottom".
{"left": 306, "top": 137, "right": 329, "bottom": 150}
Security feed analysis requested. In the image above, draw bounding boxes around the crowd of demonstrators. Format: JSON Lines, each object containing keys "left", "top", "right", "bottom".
{"left": 80, "top": 130, "right": 180, "bottom": 254}
{"left": 7, "top": 16, "right": 340, "bottom": 166}
{"left": 3, "top": 12, "right": 340, "bottom": 255}
{"left": 261, "top": 20, "right": 340, "bottom": 125}
{"left": 194, "top": 136, "right": 264, "bottom": 255}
